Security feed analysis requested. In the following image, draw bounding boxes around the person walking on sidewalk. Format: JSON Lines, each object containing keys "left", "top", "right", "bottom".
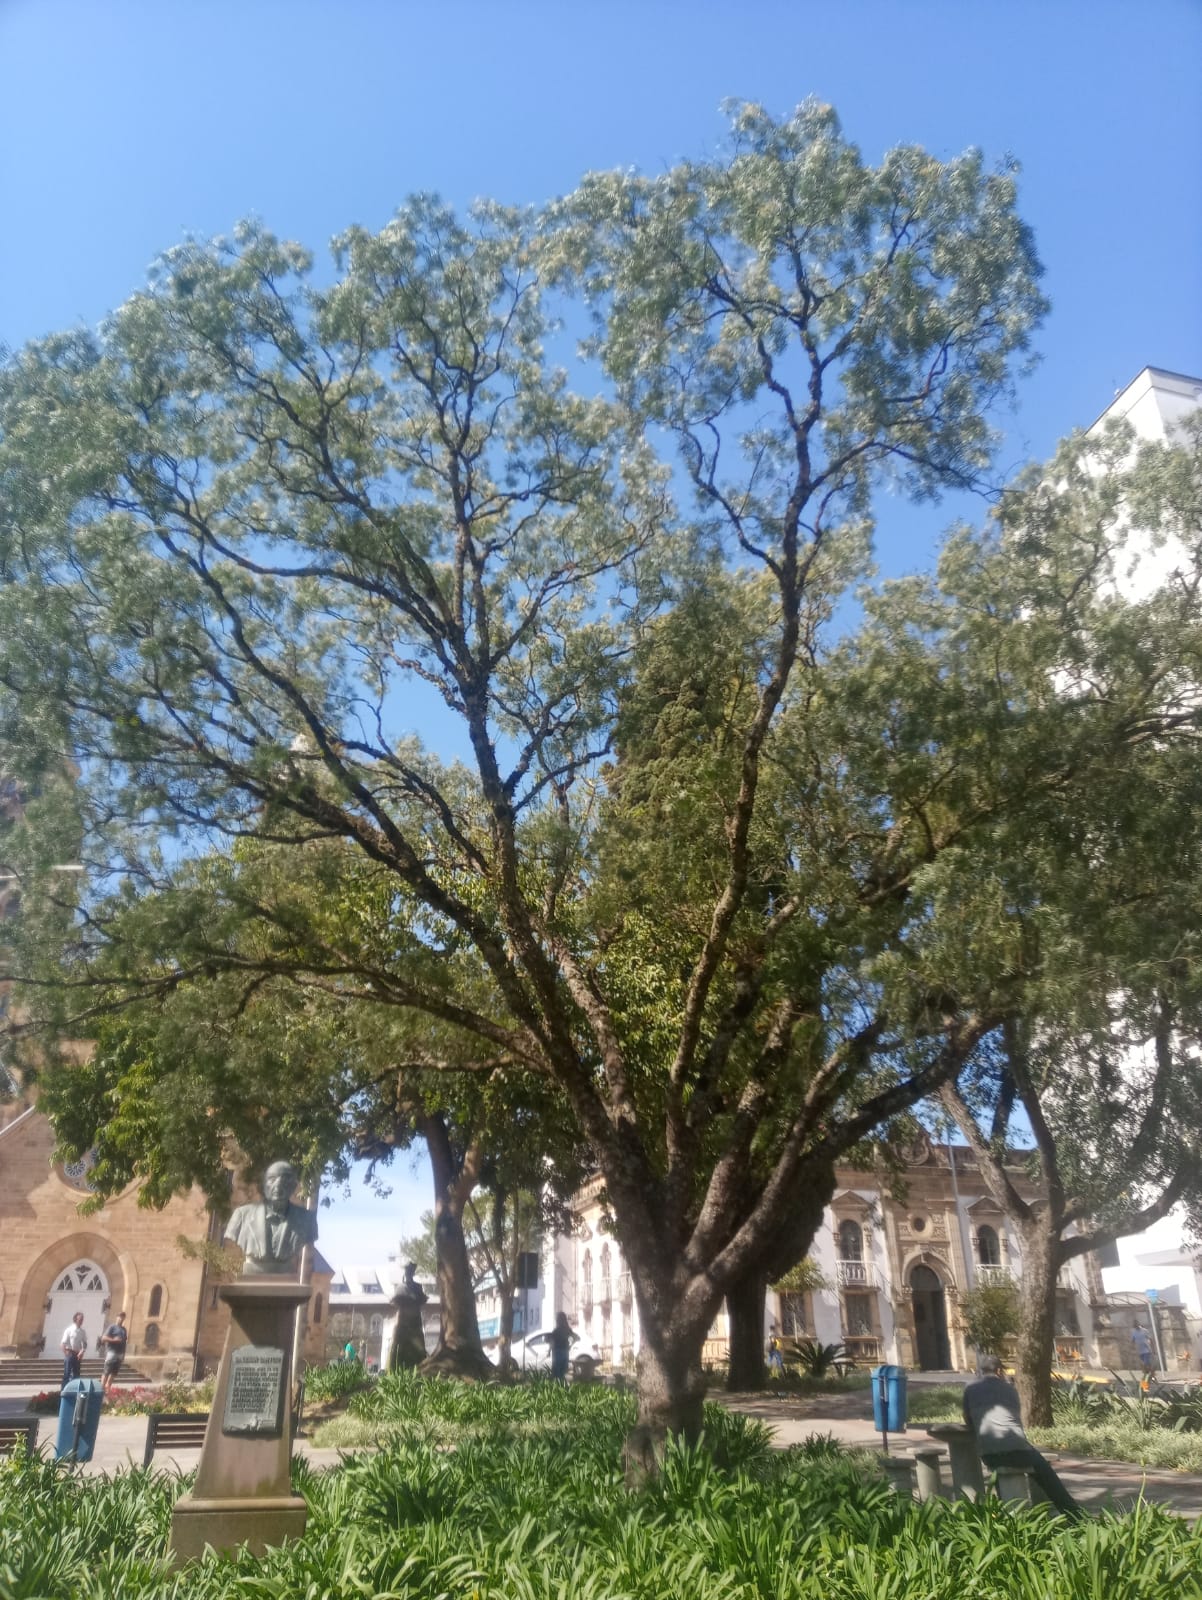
{"left": 962, "top": 1355, "right": 1082, "bottom": 1518}
{"left": 100, "top": 1311, "right": 128, "bottom": 1396}
{"left": 60, "top": 1311, "right": 87, "bottom": 1390}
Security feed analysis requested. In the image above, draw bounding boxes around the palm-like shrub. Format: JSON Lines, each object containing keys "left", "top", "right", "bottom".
{"left": 785, "top": 1339, "right": 851, "bottom": 1378}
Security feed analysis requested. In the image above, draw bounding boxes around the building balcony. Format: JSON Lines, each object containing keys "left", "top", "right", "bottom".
{"left": 841, "top": 1335, "right": 882, "bottom": 1365}
{"left": 835, "top": 1260, "right": 877, "bottom": 1289}
{"left": 975, "top": 1264, "right": 1013, "bottom": 1288}
{"left": 598, "top": 1277, "right": 612, "bottom": 1306}
{"left": 617, "top": 1273, "right": 632, "bottom": 1306}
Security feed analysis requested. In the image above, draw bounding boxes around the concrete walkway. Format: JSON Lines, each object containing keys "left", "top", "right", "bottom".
{"left": 723, "top": 1394, "right": 1202, "bottom": 1519}
{"left": 5, "top": 1382, "right": 1201, "bottom": 1519}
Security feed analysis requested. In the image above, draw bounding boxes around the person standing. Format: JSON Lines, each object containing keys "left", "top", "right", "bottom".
{"left": 962, "top": 1355, "right": 1083, "bottom": 1518}
{"left": 767, "top": 1323, "right": 785, "bottom": 1376}
{"left": 100, "top": 1311, "right": 128, "bottom": 1396}
{"left": 549, "top": 1312, "right": 573, "bottom": 1382}
{"left": 60, "top": 1311, "right": 87, "bottom": 1389}
{"left": 1131, "top": 1324, "right": 1154, "bottom": 1376}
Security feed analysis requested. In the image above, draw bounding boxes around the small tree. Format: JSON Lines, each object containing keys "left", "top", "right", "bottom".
{"left": 958, "top": 1281, "right": 1020, "bottom": 1359}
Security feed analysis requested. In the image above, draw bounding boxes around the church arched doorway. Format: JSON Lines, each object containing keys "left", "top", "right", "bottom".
{"left": 42, "top": 1259, "right": 110, "bottom": 1358}
{"left": 909, "top": 1263, "right": 950, "bottom": 1370}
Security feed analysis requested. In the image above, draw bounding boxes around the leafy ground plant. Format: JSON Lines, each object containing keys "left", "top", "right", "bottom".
{"left": 2, "top": 1385, "right": 1201, "bottom": 1598}
{"left": 300, "top": 1358, "right": 375, "bottom": 1406}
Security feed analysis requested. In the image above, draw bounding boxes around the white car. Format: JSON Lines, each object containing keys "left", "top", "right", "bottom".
{"left": 501, "top": 1328, "right": 597, "bottom": 1377}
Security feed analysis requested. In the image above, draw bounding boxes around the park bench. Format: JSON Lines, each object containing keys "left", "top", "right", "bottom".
{"left": 143, "top": 1386, "right": 305, "bottom": 1465}
{"left": 143, "top": 1412, "right": 210, "bottom": 1467}
{"left": 0, "top": 1417, "right": 40, "bottom": 1455}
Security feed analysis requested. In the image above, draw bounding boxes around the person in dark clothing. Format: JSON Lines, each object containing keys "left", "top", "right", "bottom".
{"left": 549, "top": 1312, "right": 573, "bottom": 1381}
{"left": 962, "top": 1355, "right": 1083, "bottom": 1518}
{"left": 101, "top": 1311, "right": 128, "bottom": 1396}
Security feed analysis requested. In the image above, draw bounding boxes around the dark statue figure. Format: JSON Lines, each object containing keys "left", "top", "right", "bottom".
{"left": 224, "top": 1161, "right": 319, "bottom": 1277}
{"left": 388, "top": 1261, "right": 428, "bottom": 1371}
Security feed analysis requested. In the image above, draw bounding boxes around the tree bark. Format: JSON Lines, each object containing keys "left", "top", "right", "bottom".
{"left": 417, "top": 1112, "right": 494, "bottom": 1379}
{"left": 1014, "top": 1222, "right": 1058, "bottom": 1427}
{"left": 725, "top": 1269, "right": 768, "bottom": 1391}
{"left": 623, "top": 1324, "right": 708, "bottom": 1484}
{"left": 725, "top": 1162, "right": 835, "bottom": 1391}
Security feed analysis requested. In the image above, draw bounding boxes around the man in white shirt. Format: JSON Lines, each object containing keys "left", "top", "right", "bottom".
{"left": 962, "top": 1354, "right": 1082, "bottom": 1518}
{"left": 60, "top": 1311, "right": 87, "bottom": 1389}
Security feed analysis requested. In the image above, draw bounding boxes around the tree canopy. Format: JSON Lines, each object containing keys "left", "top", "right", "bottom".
{"left": 10, "top": 100, "right": 1195, "bottom": 1447}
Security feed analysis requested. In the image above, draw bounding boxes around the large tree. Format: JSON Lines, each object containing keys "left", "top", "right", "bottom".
{"left": 0, "top": 101, "right": 1066, "bottom": 1454}
{"left": 934, "top": 427, "right": 1202, "bottom": 1422}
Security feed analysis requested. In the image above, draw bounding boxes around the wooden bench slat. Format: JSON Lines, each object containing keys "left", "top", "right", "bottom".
{"left": 0, "top": 1418, "right": 40, "bottom": 1454}
{"left": 143, "top": 1411, "right": 210, "bottom": 1468}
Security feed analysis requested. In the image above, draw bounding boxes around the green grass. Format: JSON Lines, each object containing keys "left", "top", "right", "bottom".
{"left": 904, "top": 1384, "right": 1202, "bottom": 1473}
{"left": 1, "top": 1383, "right": 1200, "bottom": 1598}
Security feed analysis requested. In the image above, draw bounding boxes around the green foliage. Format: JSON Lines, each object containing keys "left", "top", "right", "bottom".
{"left": 785, "top": 1339, "right": 851, "bottom": 1378}
{"left": 4, "top": 95, "right": 1199, "bottom": 1440}
{"left": 300, "top": 1359, "right": 374, "bottom": 1406}
{"left": 771, "top": 1257, "right": 829, "bottom": 1294}
{"left": 959, "top": 1281, "right": 1022, "bottom": 1356}
{"left": 2, "top": 1385, "right": 1201, "bottom": 1597}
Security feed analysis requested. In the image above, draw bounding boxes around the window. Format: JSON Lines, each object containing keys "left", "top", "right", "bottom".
{"left": 1054, "top": 1292, "right": 1080, "bottom": 1337}
{"left": 516, "top": 1252, "right": 539, "bottom": 1289}
{"left": 843, "top": 1292, "right": 875, "bottom": 1337}
{"left": 838, "top": 1219, "right": 863, "bottom": 1262}
{"left": 976, "top": 1226, "right": 1001, "bottom": 1266}
{"left": 143, "top": 1322, "right": 160, "bottom": 1350}
{"left": 1095, "top": 1238, "right": 1121, "bottom": 1269}
{"left": 778, "top": 1291, "right": 808, "bottom": 1338}
{"left": 147, "top": 1284, "right": 163, "bottom": 1318}
{"left": 313, "top": 1293, "right": 323, "bottom": 1325}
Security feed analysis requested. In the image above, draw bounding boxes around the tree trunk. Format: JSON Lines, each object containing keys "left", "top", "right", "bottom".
{"left": 497, "top": 1283, "right": 515, "bottom": 1371}
{"left": 724, "top": 1164, "right": 834, "bottom": 1391}
{"left": 418, "top": 1113, "right": 494, "bottom": 1380}
{"left": 1014, "top": 1224, "right": 1058, "bottom": 1426}
{"left": 725, "top": 1268, "right": 768, "bottom": 1391}
{"left": 624, "top": 1326, "right": 708, "bottom": 1485}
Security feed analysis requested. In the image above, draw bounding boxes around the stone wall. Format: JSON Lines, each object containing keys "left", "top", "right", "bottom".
{"left": 0, "top": 1108, "right": 211, "bottom": 1377}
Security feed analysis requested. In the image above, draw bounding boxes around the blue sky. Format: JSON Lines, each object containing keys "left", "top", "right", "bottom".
{"left": 3, "top": 0, "right": 1200, "bottom": 1268}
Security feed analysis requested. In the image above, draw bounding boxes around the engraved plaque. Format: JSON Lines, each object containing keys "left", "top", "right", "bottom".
{"left": 222, "top": 1344, "right": 286, "bottom": 1436}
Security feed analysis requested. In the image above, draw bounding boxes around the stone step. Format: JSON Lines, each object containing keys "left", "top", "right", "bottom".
{"left": 0, "top": 1359, "right": 151, "bottom": 1386}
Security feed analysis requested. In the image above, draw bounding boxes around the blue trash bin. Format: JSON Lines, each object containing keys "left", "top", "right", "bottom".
{"left": 871, "top": 1364, "right": 908, "bottom": 1435}
{"left": 55, "top": 1378, "right": 104, "bottom": 1462}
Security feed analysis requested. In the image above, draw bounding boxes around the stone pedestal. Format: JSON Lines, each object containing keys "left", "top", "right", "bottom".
{"left": 912, "top": 1446, "right": 946, "bottom": 1502}
{"left": 927, "top": 1423, "right": 986, "bottom": 1500}
{"left": 169, "top": 1281, "right": 310, "bottom": 1564}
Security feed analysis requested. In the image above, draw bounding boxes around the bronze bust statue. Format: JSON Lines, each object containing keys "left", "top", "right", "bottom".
{"left": 224, "top": 1161, "right": 318, "bottom": 1277}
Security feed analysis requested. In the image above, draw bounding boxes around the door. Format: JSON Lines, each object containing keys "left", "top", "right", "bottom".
{"left": 909, "top": 1264, "right": 950, "bottom": 1370}
{"left": 42, "top": 1260, "right": 109, "bottom": 1359}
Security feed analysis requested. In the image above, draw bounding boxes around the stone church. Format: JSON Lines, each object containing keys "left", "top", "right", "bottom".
{"left": 0, "top": 1098, "right": 332, "bottom": 1379}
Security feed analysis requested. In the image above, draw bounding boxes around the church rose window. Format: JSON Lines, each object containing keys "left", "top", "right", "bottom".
{"left": 59, "top": 1151, "right": 98, "bottom": 1192}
